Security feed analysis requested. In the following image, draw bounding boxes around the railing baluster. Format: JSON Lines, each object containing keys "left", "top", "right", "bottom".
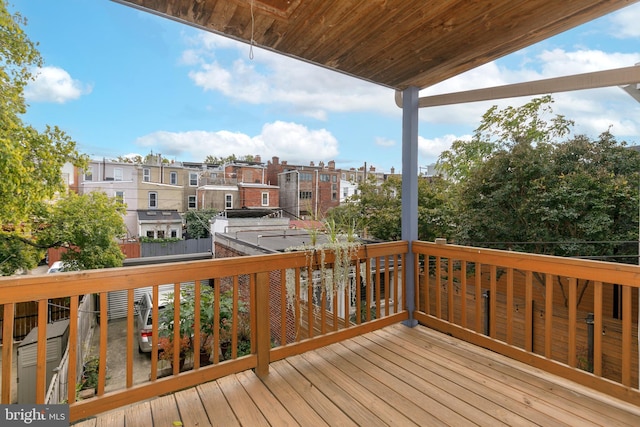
{"left": 506, "top": 268, "right": 513, "bottom": 345}
{"left": 295, "top": 267, "right": 301, "bottom": 339}
{"left": 193, "top": 279, "right": 201, "bottom": 370}
{"left": 393, "top": 254, "right": 400, "bottom": 314}
{"left": 232, "top": 276, "right": 239, "bottom": 359}
{"left": 255, "top": 272, "right": 269, "bottom": 378}
{"left": 126, "top": 289, "right": 134, "bottom": 387}
{"left": 593, "top": 281, "right": 603, "bottom": 377}
{"left": 2, "top": 303, "right": 15, "bottom": 404}
{"left": 545, "top": 274, "right": 553, "bottom": 359}
{"left": 384, "top": 255, "right": 390, "bottom": 317}
{"left": 525, "top": 271, "right": 533, "bottom": 352}
{"left": 489, "top": 266, "right": 497, "bottom": 338}
{"left": 280, "top": 270, "right": 287, "bottom": 343}
{"left": 475, "top": 263, "right": 482, "bottom": 334}
{"left": 213, "top": 279, "right": 220, "bottom": 364}
{"left": 365, "top": 258, "right": 372, "bottom": 322}
{"left": 460, "top": 260, "right": 467, "bottom": 328}
{"left": 172, "top": 283, "right": 180, "bottom": 376}
{"left": 622, "top": 285, "right": 632, "bottom": 386}
{"left": 36, "top": 298, "right": 47, "bottom": 403}
{"left": 435, "top": 256, "right": 442, "bottom": 319}
{"left": 355, "top": 261, "right": 362, "bottom": 325}
{"left": 67, "top": 296, "right": 78, "bottom": 404}
{"left": 98, "top": 292, "right": 108, "bottom": 396}
{"left": 568, "top": 278, "right": 577, "bottom": 367}
{"left": 447, "top": 257, "right": 454, "bottom": 322}
{"left": 150, "top": 285, "right": 159, "bottom": 380}
{"left": 375, "top": 256, "right": 382, "bottom": 320}
{"left": 250, "top": 274, "right": 257, "bottom": 351}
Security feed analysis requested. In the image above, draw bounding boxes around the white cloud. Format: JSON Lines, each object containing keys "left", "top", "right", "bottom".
{"left": 134, "top": 121, "right": 339, "bottom": 164}
{"left": 609, "top": 3, "right": 640, "bottom": 38}
{"left": 418, "top": 134, "right": 470, "bottom": 165}
{"left": 24, "top": 66, "right": 91, "bottom": 103}
{"left": 184, "top": 35, "right": 394, "bottom": 119}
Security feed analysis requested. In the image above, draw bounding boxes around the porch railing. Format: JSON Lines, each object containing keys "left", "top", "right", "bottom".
{"left": 0, "top": 241, "right": 407, "bottom": 423}
{"left": 413, "top": 240, "right": 640, "bottom": 407}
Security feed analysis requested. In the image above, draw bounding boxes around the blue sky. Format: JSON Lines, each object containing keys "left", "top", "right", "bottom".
{"left": 11, "top": 1, "right": 640, "bottom": 173}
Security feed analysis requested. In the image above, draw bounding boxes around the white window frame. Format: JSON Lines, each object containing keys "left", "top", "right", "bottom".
{"left": 114, "top": 168, "right": 123, "bottom": 181}
{"left": 225, "top": 194, "right": 233, "bottom": 209}
{"left": 170, "top": 171, "right": 178, "bottom": 185}
{"left": 115, "top": 191, "right": 125, "bottom": 205}
{"left": 84, "top": 167, "right": 93, "bottom": 181}
{"left": 189, "top": 172, "right": 198, "bottom": 187}
{"left": 188, "top": 195, "right": 196, "bottom": 209}
{"left": 143, "top": 168, "right": 151, "bottom": 182}
{"left": 261, "top": 192, "right": 269, "bottom": 206}
{"left": 148, "top": 191, "right": 158, "bottom": 208}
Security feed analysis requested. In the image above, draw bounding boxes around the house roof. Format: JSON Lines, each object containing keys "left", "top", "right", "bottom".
{"left": 137, "top": 210, "right": 183, "bottom": 222}
{"left": 114, "top": 0, "right": 635, "bottom": 90}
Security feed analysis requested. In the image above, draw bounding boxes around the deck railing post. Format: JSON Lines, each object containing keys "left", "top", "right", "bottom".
{"left": 255, "top": 271, "right": 270, "bottom": 378}
{"left": 586, "top": 313, "right": 595, "bottom": 373}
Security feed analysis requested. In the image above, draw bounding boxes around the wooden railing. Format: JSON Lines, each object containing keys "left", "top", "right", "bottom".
{"left": 0, "top": 241, "right": 407, "bottom": 423}
{"left": 413, "top": 240, "right": 640, "bottom": 407}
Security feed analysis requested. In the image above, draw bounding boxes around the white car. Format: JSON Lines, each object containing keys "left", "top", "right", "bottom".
{"left": 135, "top": 289, "right": 173, "bottom": 353}
{"left": 46, "top": 261, "right": 67, "bottom": 273}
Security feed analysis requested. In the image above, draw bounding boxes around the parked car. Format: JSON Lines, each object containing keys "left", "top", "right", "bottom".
{"left": 46, "top": 261, "right": 67, "bottom": 273}
{"left": 134, "top": 289, "right": 173, "bottom": 353}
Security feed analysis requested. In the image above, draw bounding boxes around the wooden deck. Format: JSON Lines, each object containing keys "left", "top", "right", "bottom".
{"left": 73, "top": 324, "right": 640, "bottom": 426}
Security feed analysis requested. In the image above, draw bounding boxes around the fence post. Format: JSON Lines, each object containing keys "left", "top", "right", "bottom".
{"left": 255, "top": 271, "right": 270, "bottom": 378}
{"left": 483, "top": 290, "right": 490, "bottom": 336}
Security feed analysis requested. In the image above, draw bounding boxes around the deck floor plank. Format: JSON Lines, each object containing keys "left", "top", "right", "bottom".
{"left": 123, "top": 400, "right": 152, "bottom": 427}
{"left": 337, "top": 337, "right": 511, "bottom": 426}
{"left": 174, "top": 386, "right": 212, "bottom": 427}
{"left": 270, "top": 359, "right": 358, "bottom": 426}
{"left": 259, "top": 360, "right": 331, "bottom": 427}
{"left": 150, "top": 394, "right": 182, "bottom": 427}
{"left": 371, "top": 327, "right": 576, "bottom": 426}
{"left": 235, "top": 370, "right": 299, "bottom": 426}
{"left": 395, "top": 325, "right": 640, "bottom": 426}
{"left": 311, "top": 345, "right": 444, "bottom": 426}
{"left": 216, "top": 373, "right": 270, "bottom": 426}
{"left": 80, "top": 324, "right": 640, "bottom": 427}
{"left": 287, "top": 352, "right": 391, "bottom": 426}
{"left": 197, "top": 380, "right": 242, "bottom": 427}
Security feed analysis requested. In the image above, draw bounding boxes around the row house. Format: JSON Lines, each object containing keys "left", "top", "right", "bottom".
{"left": 267, "top": 156, "right": 341, "bottom": 220}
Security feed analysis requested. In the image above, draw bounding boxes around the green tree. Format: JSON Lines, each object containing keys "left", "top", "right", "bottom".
{"left": 456, "top": 125, "right": 640, "bottom": 263}
{"left": 184, "top": 209, "right": 218, "bottom": 238}
{"left": 437, "top": 95, "right": 574, "bottom": 183}
{"left": 1, "top": 1, "right": 87, "bottom": 274}
{"left": 40, "top": 192, "right": 127, "bottom": 270}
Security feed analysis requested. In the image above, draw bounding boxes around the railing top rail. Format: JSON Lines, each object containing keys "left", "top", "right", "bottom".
{"left": 413, "top": 241, "right": 640, "bottom": 287}
{"left": 0, "top": 241, "right": 408, "bottom": 304}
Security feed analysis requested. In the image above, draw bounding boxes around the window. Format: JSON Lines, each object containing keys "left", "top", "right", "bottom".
{"left": 143, "top": 168, "right": 150, "bottom": 182}
{"left": 300, "top": 172, "right": 313, "bottom": 181}
{"left": 170, "top": 172, "right": 177, "bottom": 185}
{"left": 114, "top": 168, "right": 123, "bottom": 181}
{"left": 146, "top": 230, "right": 155, "bottom": 238}
{"left": 189, "top": 172, "right": 198, "bottom": 186}
{"left": 84, "top": 168, "right": 93, "bottom": 181}
{"left": 170, "top": 229, "right": 178, "bottom": 238}
{"left": 157, "top": 230, "right": 165, "bottom": 239}
{"left": 115, "top": 191, "right": 124, "bottom": 205}
{"left": 148, "top": 192, "right": 158, "bottom": 208}
{"left": 342, "top": 173, "right": 346, "bottom": 180}
{"left": 225, "top": 194, "right": 233, "bottom": 209}
{"left": 261, "top": 192, "right": 269, "bottom": 206}
{"left": 299, "top": 191, "right": 312, "bottom": 199}
{"left": 188, "top": 195, "right": 196, "bottom": 209}
{"left": 332, "top": 175, "right": 337, "bottom": 182}
{"left": 320, "top": 174, "right": 330, "bottom": 182}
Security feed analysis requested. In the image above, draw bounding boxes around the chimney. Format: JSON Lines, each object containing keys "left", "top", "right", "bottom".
{"left": 328, "top": 160, "right": 335, "bottom": 170}
{"left": 310, "top": 161, "right": 315, "bottom": 167}
{"left": 255, "top": 155, "right": 262, "bottom": 163}
{"left": 390, "top": 166, "right": 395, "bottom": 174}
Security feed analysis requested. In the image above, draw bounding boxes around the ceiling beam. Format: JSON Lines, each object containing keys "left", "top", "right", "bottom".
{"left": 395, "top": 65, "right": 640, "bottom": 108}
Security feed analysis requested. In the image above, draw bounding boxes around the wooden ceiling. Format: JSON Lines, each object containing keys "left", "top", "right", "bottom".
{"left": 116, "top": 0, "right": 638, "bottom": 90}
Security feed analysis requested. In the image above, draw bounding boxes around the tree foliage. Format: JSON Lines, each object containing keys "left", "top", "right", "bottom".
{"left": 451, "top": 97, "right": 640, "bottom": 262}
{"left": 204, "top": 154, "right": 256, "bottom": 164}
{"left": 1, "top": 2, "right": 122, "bottom": 274}
{"left": 41, "top": 192, "right": 127, "bottom": 270}
{"left": 184, "top": 209, "right": 218, "bottom": 239}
